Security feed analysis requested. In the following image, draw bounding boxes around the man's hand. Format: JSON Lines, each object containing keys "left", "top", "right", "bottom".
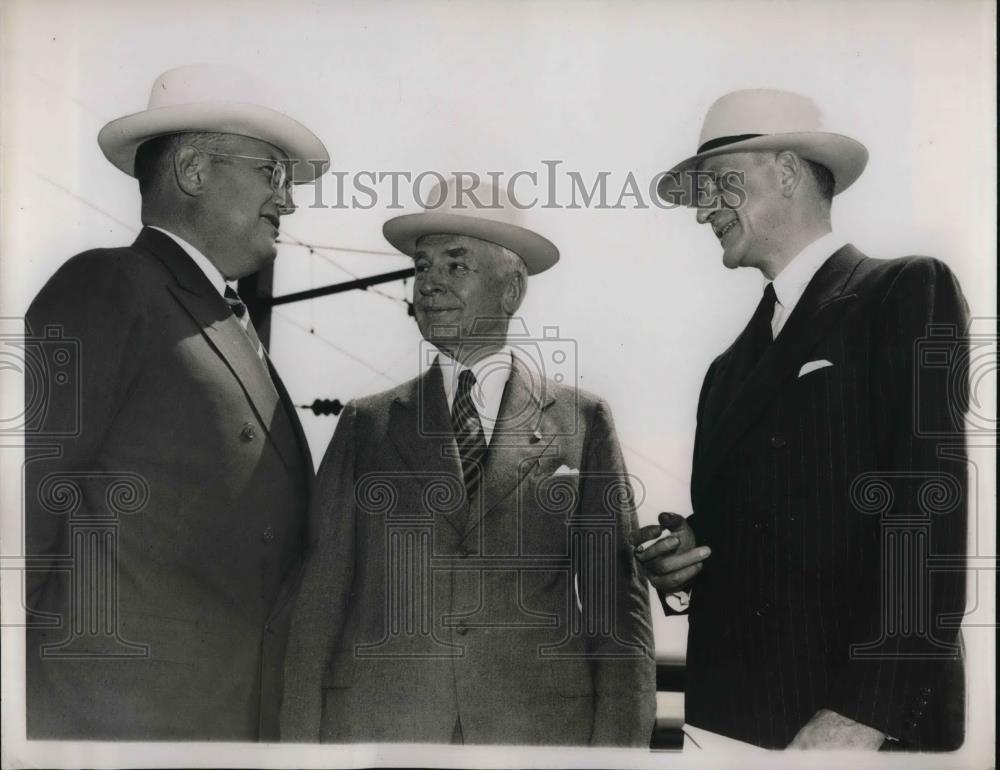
{"left": 787, "top": 709, "right": 886, "bottom": 750}
{"left": 628, "top": 512, "right": 710, "bottom": 593}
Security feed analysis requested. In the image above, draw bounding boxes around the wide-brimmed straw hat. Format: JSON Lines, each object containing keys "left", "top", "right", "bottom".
{"left": 97, "top": 64, "right": 329, "bottom": 183}
{"left": 657, "top": 89, "right": 868, "bottom": 206}
{"left": 383, "top": 176, "right": 559, "bottom": 275}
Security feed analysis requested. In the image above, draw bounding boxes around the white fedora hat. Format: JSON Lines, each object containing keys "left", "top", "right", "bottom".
{"left": 383, "top": 176, "right": 559, "bottom": 275}
{"left": 97, "top": 64, "right": 329, "bottom": 183}
{"left": 657, "top": 89, "right": 868, "bottom": 206}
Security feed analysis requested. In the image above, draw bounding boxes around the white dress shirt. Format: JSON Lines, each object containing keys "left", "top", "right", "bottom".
{"left": 769, "top": 230, "right": 845, "bottom": 338}
{"left": 149, "top": 226, "right": 228, "bottom": 297}
{"left": 149, "top": 225, "right": 260, "bottom": 347}
{"left": 436, "top": 346, "right": 513, "bottom": 445}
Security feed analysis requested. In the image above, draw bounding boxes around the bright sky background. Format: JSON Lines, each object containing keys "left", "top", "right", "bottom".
{"left": 1, "top": 1, "right": 996, "bottom": 763}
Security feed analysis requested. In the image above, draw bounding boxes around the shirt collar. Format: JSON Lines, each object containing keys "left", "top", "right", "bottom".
{"left": 771, "top": 230, "right": 844, "bottom": 308}
{"left": 435, "top": 346, "right": 513, "bottom": 407}
{"left": 148, "top": 225, "right": 228, "bottom": 298}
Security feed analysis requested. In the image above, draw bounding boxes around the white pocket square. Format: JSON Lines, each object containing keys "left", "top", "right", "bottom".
{"left": 798, "top": 359, "right": 834, "bottom": 377}
{"left": 552, "top": 464, "right": 579, "bottom": 477}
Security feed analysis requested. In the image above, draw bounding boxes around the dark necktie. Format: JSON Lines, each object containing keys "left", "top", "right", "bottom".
{"left": 224, "top": 285, "right": 266, "bottom": 360}
{"left": 451, "top": 369, "right": 487, "bottom": 504}
{"left": 746, "top": 282, "right": 778, "bottom": 365}
{"left": 728, "top": 282, "right": 777, "bottom": 388}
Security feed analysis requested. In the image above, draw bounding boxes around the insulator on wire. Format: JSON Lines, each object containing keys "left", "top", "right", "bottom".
{"left": 302, "top": 398, "right": 344, "bottom": 416}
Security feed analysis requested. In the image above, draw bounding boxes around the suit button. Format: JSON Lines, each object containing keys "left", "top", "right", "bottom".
{"left": 769, "top": 435, "right": 787, "bottom": 449}
{"left": 262, "top": 526, "right": 276, "bottom": 543}
{"left": 456, "top": 624, "right": 469, "bottom": 636}
{"left": 241, "top": 422, "right": 257, "bottom": 442}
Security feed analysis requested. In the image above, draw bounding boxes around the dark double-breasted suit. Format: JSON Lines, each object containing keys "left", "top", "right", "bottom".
{"left": 25, "top": 227, "right": 312, "bottom": 740}
{"left": 684, "top": 245, "right": 969, "bottom": 749}
{"left": 281, "top": 356, "right": 656, "bottom": 745}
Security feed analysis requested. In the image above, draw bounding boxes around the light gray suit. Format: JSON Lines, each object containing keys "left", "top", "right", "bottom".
{"left": 281, "top": 356, "right": 655, "bottom": 745}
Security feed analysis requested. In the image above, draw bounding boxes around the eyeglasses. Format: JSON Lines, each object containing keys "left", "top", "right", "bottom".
{"left": 201, "top": 151, "right": 296, "bottom": 213}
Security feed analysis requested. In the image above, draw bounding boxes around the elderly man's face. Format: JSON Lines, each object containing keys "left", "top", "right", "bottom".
{"left": 695, "top": 152, "right": 786, "bottom": 272}
{"left": 197, "top": 135, "right": 291, "bottom": 280}
{"left": 412, "top": 234, "right": 515, "bottom": 356}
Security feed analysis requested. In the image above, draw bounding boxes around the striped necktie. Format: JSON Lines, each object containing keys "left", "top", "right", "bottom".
{"left": 224, "top": 285, "right": 266, "bottom": 361}
{"left": 451, "top": 369, "right": 487, "bottom": 504}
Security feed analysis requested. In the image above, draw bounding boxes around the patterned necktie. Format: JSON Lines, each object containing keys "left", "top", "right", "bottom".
{"left": 451, "top": 369, "right": 487, "bottom": 504}
{"left": 224, "top": 285, "right": 266, "bottom": 361}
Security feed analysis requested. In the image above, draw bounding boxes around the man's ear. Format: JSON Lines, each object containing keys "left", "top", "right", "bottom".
{"left": 501, "top": 272, "right": 525, "bottom": 315}
{"left": 173, "top": 145, "right": 209, "bottom": 197}
{"left": 776, "top": 150, "right": 804, "bottom": 198}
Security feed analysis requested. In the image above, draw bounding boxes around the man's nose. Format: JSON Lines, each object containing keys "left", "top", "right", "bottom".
{"left": 418, "top": 269, "right": 446, "bottom": 294}
{"left": 696, "top": 206, "right": 715, "bottom": 225}
{"left": 274, "top": 185, "right": 296, "bottom": 216}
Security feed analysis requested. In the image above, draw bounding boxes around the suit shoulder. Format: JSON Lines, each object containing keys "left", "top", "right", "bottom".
{"left": 33, "top": 245, "right": 167, "bottom": 299}
{"left": 350, "top": 377, "right": 418, "bottom": 415}
{"left": 852, "top": 254, "right": 964, "bottom": 302}
{"left": 852, "top": 254, "right": 959, "bottom": 286}
{"left": 549, "top": 380, "right": 616, "bottom": 423}
{"left": 28, "top": 244, "right": 165, "bottom": 326}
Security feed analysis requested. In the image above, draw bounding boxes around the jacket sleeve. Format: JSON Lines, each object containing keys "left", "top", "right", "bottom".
{"left": 279, "top": 400, "right": 359, "bottom": 741}
{"left": 824, "top": 257, "right": 969, "bottom": 747}
{"left": 25, "top": 252, "right": 148, "bottom": 610}
{"left": 654, "top": 357, "right": 719, "bottom": 617}
{"left": 578, "top": 399, "right": 657, "bottom": 747}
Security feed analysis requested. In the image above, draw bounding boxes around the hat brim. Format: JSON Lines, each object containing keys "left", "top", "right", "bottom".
{"left": 656, "top": 132, "right": 868, "bottom": 207}
{"left": 97, "top": 102, "right": 330, "bottom": 182}
{"left": 382, "top": 213, "right": 560, "bottom": 275}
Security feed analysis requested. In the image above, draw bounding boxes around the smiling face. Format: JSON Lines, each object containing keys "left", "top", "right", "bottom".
{"left": 695, "top": 151, "right": 788, "bottom": 273}
{"left": 196, "top": 135, "right": 292, "bottom": 280}
{"left": 412, "top": 234, "right": 522, "bottom": 362}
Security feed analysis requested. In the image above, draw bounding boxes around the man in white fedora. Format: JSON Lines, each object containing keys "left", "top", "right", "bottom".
{"left": 635, "top": 89, "right": 969, "bottom": 750}
{"left": 281, "top": 177, "right": 656, "bottom": 745}
{"left": 25, "top": 64, "right": 328, "bottom": 740}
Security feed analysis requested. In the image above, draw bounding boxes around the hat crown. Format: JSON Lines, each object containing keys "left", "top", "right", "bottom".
{"left": 422, "top": 175, "right": 527, "bottom": 230}
{"left": 146, "top": 64, "right": 277, "bottom": 111}
{"left": 699, "top": 89, "right": 825, "bottom": 147}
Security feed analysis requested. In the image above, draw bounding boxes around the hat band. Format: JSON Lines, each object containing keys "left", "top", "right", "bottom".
{"left": 697, "top": 133, "right": 764, "bottom": 154}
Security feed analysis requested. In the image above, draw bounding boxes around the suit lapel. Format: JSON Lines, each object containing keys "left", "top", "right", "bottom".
{"left": 136, "top": 228, "right": 303, "bottom": 477}
{"left": 465, "top": 355, "right": 557, "bottom": 538}
{"left": 267, "top": 357, "right": 314, "bottom": 483}
{"left": 387, "top": 365, "right": 467, "bottom": 533}
{"left": 697, "top": 245, "right": 868, "bottom": 495}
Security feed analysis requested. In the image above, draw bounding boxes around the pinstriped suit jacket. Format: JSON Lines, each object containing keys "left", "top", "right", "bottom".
{"left": 684, "top": 245, "right": 969, "bottom": 749}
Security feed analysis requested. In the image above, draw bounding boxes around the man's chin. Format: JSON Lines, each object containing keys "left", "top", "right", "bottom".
{"left": 721, "top": 249, "right": 743, "bottom": 270}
